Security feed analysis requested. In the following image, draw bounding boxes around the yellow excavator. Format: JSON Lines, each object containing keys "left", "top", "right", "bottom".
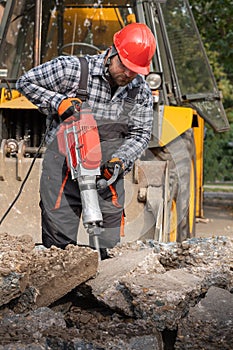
{"left": 0, "top": 0, "right": 230, "bottom": 244}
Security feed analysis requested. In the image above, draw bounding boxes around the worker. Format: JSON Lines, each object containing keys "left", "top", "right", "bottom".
{"left": 16, "top": 23, "right": 156, "bottom": 259}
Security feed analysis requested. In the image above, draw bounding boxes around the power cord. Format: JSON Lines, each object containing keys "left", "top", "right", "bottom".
{"left": 0, "top": 121, "right": 51, "bottom": 225}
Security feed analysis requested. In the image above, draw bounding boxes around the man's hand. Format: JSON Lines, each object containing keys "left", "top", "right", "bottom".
{"left": 101, "top": 158, "right": 124, "bottom": 180}
{"left": 58, "top": 97, "right": 82, "bottom": 121}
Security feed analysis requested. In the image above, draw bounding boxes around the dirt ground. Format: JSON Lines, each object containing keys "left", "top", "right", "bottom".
{"left": 196, "top": 202, "right": 233, "bottom": 238}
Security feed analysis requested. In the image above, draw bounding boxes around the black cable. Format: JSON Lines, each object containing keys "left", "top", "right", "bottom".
{"left": 0, "top": 121, "right": 51, "bottom": 226}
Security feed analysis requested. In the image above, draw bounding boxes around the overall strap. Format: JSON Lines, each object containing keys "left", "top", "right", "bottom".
{"left": 123, "top": 79, "right": 141, "bottom": 115}
{"left": 127, "top": 85, "right": 140, "bottom": 100}
{"left": 124, "top": 76, "right": 141, "bottom": 105}
{"left": 77, "top": 57, "right": 89, "bottom": 101}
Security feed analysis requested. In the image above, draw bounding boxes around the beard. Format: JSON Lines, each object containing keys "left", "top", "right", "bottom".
{"left": 107, "top": 60, "right": 136, "bottom": 86}
{"left": 108, "top": 72, "right": 135, "bottom": 86}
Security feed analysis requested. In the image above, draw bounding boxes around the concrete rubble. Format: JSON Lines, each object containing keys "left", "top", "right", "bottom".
{"left": 0, "top": 232, "right": 232, "bottom": 349}
{"left": 175, "top": 286, "right": 233, "bottom": 349}
{"left": 0, "top": 233, "right": 98, "bottom": 309}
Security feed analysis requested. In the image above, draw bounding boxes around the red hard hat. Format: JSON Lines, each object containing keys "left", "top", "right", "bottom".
{"left": 113, "top": 23, "right": 156, "bottom": 75}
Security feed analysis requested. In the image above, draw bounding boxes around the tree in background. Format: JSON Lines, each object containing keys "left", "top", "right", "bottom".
{"left": 190, "top": 0, "right": 233, "bottom": 181}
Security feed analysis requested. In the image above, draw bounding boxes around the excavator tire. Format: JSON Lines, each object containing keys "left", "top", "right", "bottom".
{"left": 151, "top": 128, "right": 196, "bottom": 242}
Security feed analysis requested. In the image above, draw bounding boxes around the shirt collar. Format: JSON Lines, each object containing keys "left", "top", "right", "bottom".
{"left": 90, "top": 50, "right": 109, "bottom": 77}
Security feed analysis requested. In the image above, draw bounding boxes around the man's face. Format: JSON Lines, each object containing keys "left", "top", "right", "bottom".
{"left": 108, "top": 55, "right": 138, "bottom": 86}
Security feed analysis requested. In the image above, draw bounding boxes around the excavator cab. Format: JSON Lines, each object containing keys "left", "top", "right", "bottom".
{"left": 0, "top": 0, "right": 230, "bottom": 243}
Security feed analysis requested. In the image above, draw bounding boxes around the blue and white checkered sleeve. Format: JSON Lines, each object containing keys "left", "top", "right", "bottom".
{"left": 16, "top": 56, "right": 81, "bottom": 115}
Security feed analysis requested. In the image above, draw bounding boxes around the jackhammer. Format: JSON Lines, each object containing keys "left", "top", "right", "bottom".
{"left": 57, "top": 101, "right": 120, "bottom": 259}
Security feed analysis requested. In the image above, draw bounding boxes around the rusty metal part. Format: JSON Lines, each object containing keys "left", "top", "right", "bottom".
{"left": 0, "top": 138, "right": 45, "bottom": 182}
{"left": 6, "top": 138, "right": 18, "bottom": 154}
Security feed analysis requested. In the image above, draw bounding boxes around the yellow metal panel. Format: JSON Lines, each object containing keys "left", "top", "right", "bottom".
{"left": 193, "top": 115, "right": 205, "bottom": 218}
{"left": 0, "top": 95, "right": 37, "bottom": 109}
{"left": 159, "top": 105, "right": 193, "bottom": 146}
{"left": 1, "top": 88, "right": 21, "bottom": 103}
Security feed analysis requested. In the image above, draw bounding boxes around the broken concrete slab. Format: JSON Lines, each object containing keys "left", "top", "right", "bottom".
{"left": 0, "top": 233, "right": 98, "bottom": 310}
{"left": 87, "top": 237, "right": 233, "bottom": 332}
{"left": 88, "top": 248, "right": 155, "bottom": 294}
{"left": 0, "top": 233, "right": 35, "bottom": 306}
{"left": 175, "top": 286, "right": 233, "bottom": 350}
{"left": 87, "top": 251, "right": 202, "bottom": 329}
{"left": 118, "top": 269, "right": 202, "bottom": 330}
{"left": 28, "top": 244, "right": 98, "bottom": 308}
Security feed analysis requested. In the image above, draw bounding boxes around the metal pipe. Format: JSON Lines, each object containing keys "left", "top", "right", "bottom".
{"left": 24, "top": 146, "right": 46, "bottom": 154}
{"left": 0, "top": 0, "right": 14, "bottom": 48}
{"left": 57, "top": 1, "right": 64, "bottom": 54}
{"left": 34, "top": 0, "right": 42, "bottom": 66}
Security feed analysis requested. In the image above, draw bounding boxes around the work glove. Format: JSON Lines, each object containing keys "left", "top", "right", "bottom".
{"left": 101, "top": 158, "right": 124, "bottom": 180}
{"left": 58, "top": 97, "right": 82, "bottom": 121}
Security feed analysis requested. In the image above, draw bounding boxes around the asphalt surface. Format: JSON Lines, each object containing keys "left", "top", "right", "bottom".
{"left": 196, "top": 197, "right": 233, "bottom": 238}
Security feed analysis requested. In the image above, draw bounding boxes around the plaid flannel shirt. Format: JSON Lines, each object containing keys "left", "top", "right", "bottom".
{"left": 16, "top": 51, "right": 153, "bottom": 173}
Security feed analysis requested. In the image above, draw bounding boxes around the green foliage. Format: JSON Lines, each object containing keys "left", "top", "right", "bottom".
{"left": 189, "top": 0, "right": 233, "bottom": 181}
{"left": 226, "top": 108, "right": 233, "bottom": 123}
{"left": 190, "top": 0, "right": 233, "bottom": 85}
{"left": 204, "top": 123, "right": 233, "bottom": 181}
{"left": 206, "top": 47, "right": 233, "bottom": 108}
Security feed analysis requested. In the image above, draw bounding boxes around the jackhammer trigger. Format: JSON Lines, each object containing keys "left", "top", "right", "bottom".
{"left": 97, "top": 163, "right": 121, "bottom": 190}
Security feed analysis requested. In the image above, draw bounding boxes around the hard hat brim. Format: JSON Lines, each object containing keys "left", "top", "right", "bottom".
{"left": 119, "top": 54, "right": 150, "bottom": 75}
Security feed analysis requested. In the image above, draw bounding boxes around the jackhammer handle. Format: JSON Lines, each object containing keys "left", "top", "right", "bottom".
{"left": 97, "top": 163, "right": 121, "bottom": 190}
